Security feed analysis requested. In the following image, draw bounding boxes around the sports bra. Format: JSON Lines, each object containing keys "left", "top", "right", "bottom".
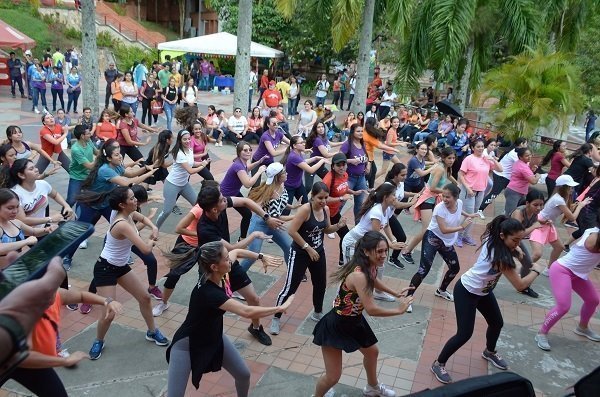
{"left": 13, "top": 142, "right": 32, "bottom": 160}
{"left": 0, "top": 221, "right": 26, "bottom": 256}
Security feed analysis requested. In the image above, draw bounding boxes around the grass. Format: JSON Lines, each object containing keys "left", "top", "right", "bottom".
{"left": 138, "top": 20, "right": 180, "bottom": 42}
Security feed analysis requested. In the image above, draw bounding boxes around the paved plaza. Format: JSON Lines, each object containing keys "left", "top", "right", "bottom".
{"left": 0, "top": 85, "right": 598, "bottom": 397}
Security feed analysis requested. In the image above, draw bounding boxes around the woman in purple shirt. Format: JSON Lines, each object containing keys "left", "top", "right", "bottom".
{"left": 304, "top": 121, "right": 343, "bottom": 189}
{"left": 220, "top": 141, "right": 268, "bottom": 239}
{"left": 251, "top": 116, "right": 290, "bottom": 185}
{"left": 282, "top": 135, "right": 328, "bottom": 215}
{"left": 340, "top": 124, "right": 369, "bottom": 221}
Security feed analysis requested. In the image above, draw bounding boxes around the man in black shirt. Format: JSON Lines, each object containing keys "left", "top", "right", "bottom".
{"left": 104, "top": 62, "right": 119, "bottom": 109}
{"left": 7, "top": 52, "right": 25, "bottom": 99}
{"left": 197, "top": 185, "right": 285, "bottom": 345}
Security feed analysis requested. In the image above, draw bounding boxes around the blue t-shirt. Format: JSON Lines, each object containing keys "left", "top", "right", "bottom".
{"left": 91, "top": 163, "right": 125, "bottom": 193}
{"left": 405, "top": 156, "right": 425, "bottom": 189}
{"left": 66, "top": 73, "right": 81, "bottom": 91}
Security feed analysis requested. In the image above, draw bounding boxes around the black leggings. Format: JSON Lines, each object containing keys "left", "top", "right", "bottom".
{"left": 367, "top": 160, "right": 377, "bottom": 189}
{"left": 141, "top": 98, "right": 158, "bottom": 126}
{"left": 198, "top": 162, "right": 214, "bottom": 181}
{"left": 6, "top": 367, "right": 68, "bottom": 397}
{"left": 389, "top": 214, "right": 407, "bottom": 260}
{"left": 479, "top": 173, "right": 509, "bottom": 211}
{"left": 437, "top": 279, "right": 503, "bottom": 364}
{"left": 120, "top": 144, "right": 144, "bottom": 162}
{"left": 331, "top": 212, "right": 350, "bottom": 265}
{"left": 275, "top": 247, "right": 326, "bottom": 318}
{"left": 408, "top": 230, "right": 459, "bottom": 296}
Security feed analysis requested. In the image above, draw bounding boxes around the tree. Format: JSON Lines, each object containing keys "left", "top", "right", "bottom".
{"left": 81, "top": 0, "right": 99, "bottom": 116}
{"left": 477, "top": 46, "right": 584, "bottom": 140}
{"left": 232, "top": 0, "right": 252, "bottom": 112}
{"left": 177, "top": 0, "right": 186, "bottom": 38}
{"left": 542, "top": 0, "right": 594, "bottom": 52}
{"left": 397, "top": 0, "right": 539, "bottom": 112}
{"left": 574, "top": 11, "right": 600, "bottom": 98}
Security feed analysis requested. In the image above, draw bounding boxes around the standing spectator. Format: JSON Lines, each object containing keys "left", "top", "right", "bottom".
{"left": 584, "top": 110, "right": 597, "bottom": 142}
{"left": 199, "top": 58, "right": 210, "bottom": 90}
{"left": 48, "top": 66, "right": 65, "bottom": 112}
{"left": 104, "top": 62, "right": 119, "bottom": 109}
{"left": 70, "top": 47, "right": 79, "bottom": 68}
{"left": 339, "top": 68, "right": 348, "bottom": 110}
{"left": 111, "top": 73, "right": 123, "bottom": 112}
{"left": 30, "top": 63, "right": 48, "bottom": 115}
{"left": 42, "top": 48, "right": 52, "bottom": 73}
{"left": 256, "top": 69, "right": 269, "bottom": 107}
{"left": 208, "top": 60, "right": 217, "bottom": 90}
{"left": 64, "top": 48, "right": 72, "bottom": 73}
{"left": 315, "top": 74, "right": 329, "bottom": 107}
{"left": 7, "top": 52, "right": 25, "bottom": 99}
{"left": 262, "top": 80, "right": 282, "bottom": 111}
{"left": 139, "top": 73, "right": 160, "bottom": 127}
{"left": 276, "top": 77, "right": 291, "bottom": 117}
{"left": 287, "top": 75, "right": 300, "bottom": 119}
{"left": 52, "top": 47, "right": 65, "bottom": 70}
{"left": 24, "top": 50, "right": 33, "bottom": 99}
{"left": 347, "top": 70, "right": 356, "bottom": 110}
{"left": 133, "top": 60, "right": 148, "bottom": 88}
{"left": 157, "top": 63, "right": 172, "bottom": 91}
{"left": 66, "top": 66, "right": 82, "bottom": 114}
{"left": 120, "top": 71, "right": 138, "bottom": 114}
{"left": 248, "top": 67, "right": 257, "bottom": 112}
{"left": 331, "top": 73, "right": 342, "bottom": 108}
{"left": 163, "top": 77, "right": 178, "bottom": 131}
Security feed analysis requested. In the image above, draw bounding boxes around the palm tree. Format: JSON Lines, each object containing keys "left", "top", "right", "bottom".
{"left": 476, "top": 46, "right": 584, "bottom": 140}
{"left": 397, "top": 0, "right": 539, "bottom": 112}
{"left": 232, "top": 0, "right": 253, "bottom": 112}
{"left": 81, "top": 0, "right": 99, "bottom": 116}
{"left": 543, "top": 0, "right": 594, "bottom": 52}
{"left": 275, "top": 0, "right": 414, "bottom": 114}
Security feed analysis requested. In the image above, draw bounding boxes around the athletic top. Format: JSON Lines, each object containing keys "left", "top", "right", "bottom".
{"left": 293, "top": 205, "right": 327, "bottom": 252}
{"left": 494, "top": 149, "right": 518, "bottom": 179}
{"left": 12, "top": 141, "right": 31, "bottom": 160}
{"left": 425, "top": 168, "right": 448, "bottom": 204}
{"left": 0, "top": 221, "right": 25, "bottom": 256}
{"left": 428, "top": 200, "right": 463, "bottom": 247}
{"left": 557, "top": 227, "right": 600, "bottom": 280}
{"left": 101, "top": 217, "right": 137, "bottom": 266}
{"left": 512, "top": 205, "right": 537, "bottom": 239}
{"left": 461, "top": 243, "right": 502, "bottom": 296}
{"left": 333, "top": 266, "right": 366, "bottom": 317}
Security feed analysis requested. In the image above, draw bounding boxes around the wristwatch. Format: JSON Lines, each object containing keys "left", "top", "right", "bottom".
{"left": 262, "top": 213, "right": 270, "bottom": 221}
{"left": 257, "top": 253, "right": 264, "bottom": 260}
{"left": 302, "top": 243, "right": 309, "bottom": 250}
{"left": 0, "top": 314, "right": 29, "bottom": 379}
{"left": 531, "top": 269, "right": 540, "bottom": 276}
{"left": 104, "top": 297, "right": 114, "bottom": 306}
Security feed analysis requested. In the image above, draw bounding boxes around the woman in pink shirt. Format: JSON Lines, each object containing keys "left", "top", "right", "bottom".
{"left": 457, "top": 139, "right": 502, "bottom": 246}
{"left": 504, "top": 147, "right": 540, "bottom": 216}
{"left": 190, "top": 121, "right": 214, "bottom": 181}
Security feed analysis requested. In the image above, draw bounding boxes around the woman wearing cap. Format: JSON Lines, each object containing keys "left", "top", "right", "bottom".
{"left": 154, "top": 129, "right": 210, "bottom": 230}
{"left": 529, "top": 175, "right": 591, "bottom": 271}
{"left": 239, "top": 162, "right": 295, "bottom": 272}
{"left": 220, "top": 142, "right": 267, "bottom": 240}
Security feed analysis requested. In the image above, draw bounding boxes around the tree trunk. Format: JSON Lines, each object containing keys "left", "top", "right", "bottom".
{"left": 81, "top": 0, "right": 99, "bottom": 116}
{"left": 178, "top": 0, "right": 185, "bottom": 38}
{"left": 137, "top": 0, "right": 141, "bottom": 21}
{"left": 233, "top": 0, "right": 252, "bottom": 112}
{"left": 351, "top": 0, "right": 375, "bottom": 114}
{"left": 457, "top": 41, "right": 474, "bottom": 114}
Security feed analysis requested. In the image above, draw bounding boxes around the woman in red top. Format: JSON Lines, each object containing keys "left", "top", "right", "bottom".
{"left": 116, "top": 104, "right": 158, "bottom": 162}
{"left": 541, "top": 140, "right": 571, "bottom": 197}
{"left": 94, "top": 109, "right": 118, "bottom": 146}
{"left": 322, "top": 153, "right": 363, "bottom": 267}
{"left": 36, "top": 113, "right": 70, "bottom": 174}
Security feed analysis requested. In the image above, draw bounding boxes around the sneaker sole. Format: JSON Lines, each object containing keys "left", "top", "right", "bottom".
{"left": 481, "top": 353, "right": 508, "bottom": 370}
{"left": 89, "top": 345, "right": 104, "bottom": 360}
{"left": 434, "top": 291, "right": 454, "bottom": 302}
{"left": 430, "top": 366, "right": 452, "bottom": 384}
{"left": 146, "top": 335, "right": 169, "bottom": 346}
{"left": 535, "top": 336, "right": 551, "bottom": 351}
{"left": 388, "top": 261, "right": 405, "bottom": 269}
{"left": 573, "top": 328, "right": 600, "bottom": 342}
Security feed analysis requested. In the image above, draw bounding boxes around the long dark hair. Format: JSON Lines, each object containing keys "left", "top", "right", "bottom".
{"left": 568, "top": 143, "right": 592, "bottom": 160}
{"left": 281, "top": 135, "right": 302, "bottom": 165}
{"left": 364, "top": 117, "right": 385, "bottom": 140}
{"left": 82, "top": 139, "right": 119, "bottom": 189}
{"left": 0, "top": 188, "right": 19, "bottom": 207}
{"left": 542, "top": 140, "right": 563, "bottom": 166}
{"left": 331, "top": 231, "right": 388, "bottom": 293}
{"left": 357, "top": 182, "right": 395, "bottom": 219}
{"left": 344, "top": 124, "right": 366, "bottom": 160}
{"left": 171, "top": 129, "right": 190, "bottom": 159}
{"left": 479, "top": 215, "right": 525, "bottom": 272}
{"left": 385, "top": 162, "right": 406, "bottom": 183}
{"left": 499, "top": 137, "right": 527, "bottom": 161}
{"left": 306, "top": 121, "right": 326, "bottom": 150}
{"left": 7, "top": 158, "right": 32, "bottom": 188}
{"left": 151, "top": 130, "right": 172, "bottom": 168}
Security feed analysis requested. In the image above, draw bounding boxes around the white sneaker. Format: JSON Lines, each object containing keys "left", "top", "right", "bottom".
{"left": 152, "top": 302, "right": 169, "bottom": 317}
{"left": 363, "top": 383, "right": 396, "bottom": 397}
{"left": 406, "top": 304, "right": 413, "bottom": 313}
{"left": 34, "top": 107, "right": 40, "bottom": 114}
{"left": 477, "top": 210, "right": 485, "bottom": 220}
{"left": 434, "top": 289, "right": 454, "bottom": 302}
{"left": 269, "top": 317, "right": 280, "bottom": 335}
{"left": 373, "top": 291, "right": 396, "bottom": 302}
{"left": 327, "top": 233, "right": 336, "bottom": 239}
{"left": 233, "top": 291, "right": 246, "bottom": 301}
{"left": 310, "top": 311, "right": 323, "bottom": 321}
{"left": 79, "top": 239, "right": 88, "bottom": 249}
{"left": 542, "top": 268, "right": 550, "bottom": 277}
{"left": 291, "top": 116, "right": 295, "bottom": 121}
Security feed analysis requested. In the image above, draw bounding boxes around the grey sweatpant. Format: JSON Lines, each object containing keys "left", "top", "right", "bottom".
{"left": 155, "top": 180, "right": 197, "bottom": 230}
{"left": 167, "top": 335, "right": 250, "bottom": 397}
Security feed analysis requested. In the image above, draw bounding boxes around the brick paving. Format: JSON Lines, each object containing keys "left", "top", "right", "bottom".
{"left": 0, "top": 86, "right": 598, "bottom": 397}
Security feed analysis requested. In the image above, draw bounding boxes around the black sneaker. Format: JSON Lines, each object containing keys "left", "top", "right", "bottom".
{"left": 389, "top": 256, "right": 405, "bottom": 269}
{"left": 563, "top": 244, "right": 570, "bottom": 253}
{"left": 431, "top": 361, "right": 452, "bottom": 384}
{"left": 401, "top": 252, "right": 415, "bottom": 265}
{"left": 482, "top": 349, "right": 508, "bottom": 370}
{"left": 248, "top": 325, "right": 272, "bottom": 346}
{"left": 564, "top": 221, "right": 578, "bottom": 229}
{"left": 519, "top": 287, "right": 539, "bottom": 298}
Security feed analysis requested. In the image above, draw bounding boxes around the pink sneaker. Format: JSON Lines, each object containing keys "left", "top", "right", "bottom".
{"left": 79, "top": 303, "right": 92, "bottom": 314}
{"left": 148, "top": 286, "right": 163, "bottom": 300}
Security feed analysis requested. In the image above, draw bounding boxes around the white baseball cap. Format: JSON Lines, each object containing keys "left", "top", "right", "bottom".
{"left": 265, "top": 162, "right": 284, "bottom": 185}
{"left": 24, "top": 49, "right": 32, "bottom": 55}
{"left": 555, "top": 174, "right": 578, "bottom": 187}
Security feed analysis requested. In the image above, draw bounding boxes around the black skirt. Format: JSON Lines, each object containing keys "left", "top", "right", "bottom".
{"left": 312, "top": 310, "right": 377, "bottom": 353}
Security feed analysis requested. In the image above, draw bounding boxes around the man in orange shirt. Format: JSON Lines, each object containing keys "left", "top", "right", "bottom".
{"left": 262, "top": 80, "right": 282, "bottom": 110}
{"left": 256, "top": 69, "right": 270, "bottom": 107}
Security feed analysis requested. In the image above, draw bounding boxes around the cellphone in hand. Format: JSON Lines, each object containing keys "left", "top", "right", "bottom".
{"left": 0, "top": 221, "right": 94, "bottom": 301}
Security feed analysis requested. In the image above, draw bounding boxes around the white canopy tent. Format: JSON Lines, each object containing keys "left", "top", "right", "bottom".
{"left": 157, "top": 31, "right": 284, "bottom": 59}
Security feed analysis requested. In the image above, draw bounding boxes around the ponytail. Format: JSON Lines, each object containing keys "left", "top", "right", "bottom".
{"left": 356, "top": 182, "right": 395, "bottom": 220}
{"left": 479, "top": 215, "right": 525, "bottom": 272}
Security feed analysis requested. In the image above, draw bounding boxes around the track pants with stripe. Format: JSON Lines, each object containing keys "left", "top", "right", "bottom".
{"left": 274, "top": 247, "right": 327, "bottom": 318}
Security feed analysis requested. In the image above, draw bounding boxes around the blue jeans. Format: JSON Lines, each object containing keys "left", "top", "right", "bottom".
{"left": 32, "top": 87, "right": 47, "bottom": 110}
{"left": 200, "top": 75, "right": 209, "bottom": 90}
{"left": 315, "top": 96, "right": 326, "bottom": 106}
{"left": 347, "top": 173, "right": 367, "bottom": 222}
{"left": 66, "top": 178, "right": 84, "bottom": 208}
{"left": 67, "top": 89, "right": 80, "bottom": 112}
{"left": 288, "top": 97, "right": 299, "bottom": 115}
{"left": 239, "top": 214, "right": 292, "bottom": 271}
{"left": 163, "top": 101, "right": 176, "bottom": 131}
{"left": 413, "top": 131, "right": 430, "bottom": 143}
{"left": 283, "top": 184, "right": 308, "bottom": 215}
{"left": 123, "top": 100, "right": 138, "bottom": 115}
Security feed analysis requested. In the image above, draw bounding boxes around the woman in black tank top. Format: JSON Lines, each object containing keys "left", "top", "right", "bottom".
{"left": 268, "top": 182, "right": 346, "bottom": 336}
{"left": 510, "top": 190, "right": 545, "bottom": 297}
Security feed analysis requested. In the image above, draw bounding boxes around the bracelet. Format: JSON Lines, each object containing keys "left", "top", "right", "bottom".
{"left": 104, "top": 297, "right": 114, "bottom": 306}
{"left": 531, "top": 269, "right": 540, "bottom": 276}
{"left": 392, "top": 239, "right": 397, "bottom": 243}
{"left": 258, "top": 253, "right": 264, "bottom": 261}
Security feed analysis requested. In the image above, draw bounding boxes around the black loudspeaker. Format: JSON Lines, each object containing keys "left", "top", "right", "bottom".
{"left": 566, "top": 365, "right": 600, "bottom": 397}
{"left": 405, "top": 372, "right": 535, "bottom": 397}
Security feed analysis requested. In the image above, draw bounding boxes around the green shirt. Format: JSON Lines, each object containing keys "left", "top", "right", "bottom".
{"left": 69, "top": 141, "right": 94, "bottom": 181}
{"left": 158, "top": 69, "right": 172, "bottom": 90}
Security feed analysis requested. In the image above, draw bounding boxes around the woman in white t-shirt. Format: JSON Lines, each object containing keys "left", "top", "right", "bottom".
{"left": 431, "top": 215, "right": 545, "bottom": 384}
{"left": 155, "top": 129, "right": 210, "bottom": 230}
{"left": 341, "top": 183, "right": 405, "bottom": 302}
{"left": 407, "top": 184, "right": 477, "bottom": 311}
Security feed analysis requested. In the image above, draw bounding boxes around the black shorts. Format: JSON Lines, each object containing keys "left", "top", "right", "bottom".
{"left": 419, "top": 201, "right": 435, "bottom": 210}
{"left": 94, "top": 257, "right": 131, "bottom": 287}
{"left": 229, "top": 260, "right": 252, "bottom": 292}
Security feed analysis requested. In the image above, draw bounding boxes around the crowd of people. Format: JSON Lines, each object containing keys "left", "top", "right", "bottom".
{"left": 0, "top": 57, "right": 599, "bottom": 397}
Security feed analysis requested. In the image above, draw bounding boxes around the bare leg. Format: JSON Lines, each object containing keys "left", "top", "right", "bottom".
{"left": 359, "top": 344, "right": 380, "bottom": 387}
{"left": 314, "top": 346, "right": 342, "bottom": 397}
{"left": 548, "top": 239, "right": 564, "bottom": 268}
{"left": 403, "top": 209, "right": 432, "bottom": 254}
{"left": 118, "top": 271, "right": 155, "bottom": 331}
{"left": 95, "top": 285, "right": 117, "bottom": 340}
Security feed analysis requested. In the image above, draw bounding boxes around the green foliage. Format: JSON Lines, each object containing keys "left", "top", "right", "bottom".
{"left": 478, "top": 46, "right": 584, "bottom": 140}
{"left": 64, "top": 27, "right": 82, "bottom": 40}
{"left": 112, "top": 43, "right": 158, "bottom": 72}
{"left": 96, "top": 31, "right": 115, "bottom": 48}
{"left": 574, "top": 11, "right": 600, "bottom": 98}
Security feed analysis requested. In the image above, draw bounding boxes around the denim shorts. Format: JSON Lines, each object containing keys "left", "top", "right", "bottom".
{"left": 383, "top": 152, "right": 395, "bottom": 161}
{"left": 94, "top": 257, "right": 131, "bottom": 287}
